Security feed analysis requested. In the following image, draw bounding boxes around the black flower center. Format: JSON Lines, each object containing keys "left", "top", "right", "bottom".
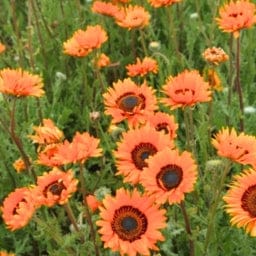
{"left": 131, "top": 142, "right": 157, "bottom": 170}
{"left": 156, "top": 164, "right": 183, "bottom": 191}
{"left": 117, "top": 93, "right": 145, "bottom": 113}
{"left": 241, "top": 185, "right": 256, "bottom": 217}
{"left": 44, "top": 179, "right": 66, "bottom": 196}
{"left": 13, "top": 199, "right": 27, "bottom": 215}
{"left": 111, "top": 205, "right": 148, "bottom": 242}
{"left": 156, "top": 122, "right": 169, "bottom": 134}
{"left": 175, "top": 88, "right": 195, "bottom": 96}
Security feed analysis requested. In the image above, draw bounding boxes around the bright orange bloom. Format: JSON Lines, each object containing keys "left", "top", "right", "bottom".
{"left": 54, "top": 132, "right": 102, "bottom": 164}
{"left": 13, "top": 158, "right": 26, "bottom": 173}
{"left": 1, "top": 187, "right": 35, "bottom": 231}
{"left": 114, "top": 125, "right": 174, "bottom": 184}
{"left": 212, "top": 127, "right": 256, "bottom": 167}
{"left": 205, "top": 68, "right": 223, "bottom": 91}
{"left": 35, "top": 168, "right": 78, "bottom": 207}
{"left": 85, "top": 194, "right": 101, "bottom": 212}
{"left": 146, "top": 111, "right": 178, "bottom": 140}
{"left": 95, "top": 53, "right": 111, "bottom": 68}
{"left": 112, "top": 0, "right": 130, "bottom": 3}
{"left": 92, "top": 1, "right": 120, "bottom": 18}
{"left": 202, "top": 47, "right": 229, "bottom": 66}
{"left": 29, "top": 119, "right": 64, "bottom": 145}
{"left": 223, "top": 168, "right": 256, "bottom": 236}
{"left": 161, "top": 70, "right": 212, "bottom": 109}
{"left": 0, "top": 251, "right": 15, "bottom": 256}
{"left": 96, "top": 188, "right": 167, "bottom": 256}
{"left": 140, "top": 148, "right": 197, "bottom": 204}
{"left": 103, "top": 78, "right": 157, "bottom": 126}
{"left": 0, "top": 42, "right": 6, "bottom": 54}
{"left": 63, "top": 25, "right": 108, "bottom": 57}
{"left": 0, "top": 68, "right": 44, "bottom": 97}
{"left": 216, "top": 0, "right": 256, "bottom": 38}
{"left": 115, "top": 5, "right": 150, "bottom": 30}
{"left": 148, "top": 0, "right": 181, "bottom": 8}
{"left": 126, "top": 57, "right": 158, "bottom": 77}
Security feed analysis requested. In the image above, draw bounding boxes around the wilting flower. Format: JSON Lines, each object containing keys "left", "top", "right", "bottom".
{"left": 13, "top": 158, "right": 26, "bottom": 173}
{"left": 114, "top": 125, "right": 173, "bottom": 184}
{"left": 212, "top": 127, "right": 256, "bottom": 168}
{"left": 29, "top": 119, "right": 64, "bottom": 145}
{"left": 92, "top": 1, "right": 120, "bottom": 18}
{"left": 96, "top": 188, "right": 167, "bottom": 256}
{"left": 95, "top": 53, "right": 111, "bottom": 68}
{"left": 35, "top": 168, "right": 78, "bottom": 207}
{"left": 223, "top": 168, "right": 256, "bottom": 236}
{"left": 216, "top": 0, "right": 256, "bottom": 38}
{"left": 115, "top": 5, "right": 150, "bottom": 30}
{"left": 146, "top": 111, "right": 178, "bottom": 140}
{"left": 84, "top": 194, "right": 101, "bottom": 212}
{"left": 126, "top": 57, "right": 158, "bottom": 77}
{"left": 202, "top": 47, "right": 229, "bottom": 66}
{"left": 63, "top": 25, "right": 108, "bottom": 57}
{"left": 1, "top": 187, "right": 36, "bottom": 231}
{"left": 0, "top": 42, "right": 6, "bottom": 54}
{"left": 0, "top": 68, "right": 44, "bottom": 97}
{"left": 0, "top": 251, "right": 15, "bottom": 256}
{"left": 161, "top": 70, "right": 212, "bottom": 109}
{"left": 148, "top": 0, "right": 181, "bottom": 8}
{"left": 204, "top": 68, "right": 223, "bottom": 91}
{"left": 140, "top": 147, "right": 197, "bottom": 204}
{"left": 103, "top": 78, "right": 157, "bottom": 126}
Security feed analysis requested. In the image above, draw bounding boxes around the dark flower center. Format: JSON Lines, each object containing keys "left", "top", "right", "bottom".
{"left": 156, "top": 122, "right": 169, "bottom": 134}
{"left": 111, "top": 205, "right": 148, "bottom": 242}
{"left": 131, "top": 142, "right": 157, "bottom": 170}
{"left": 241, "top": 185, "right": 256, "bottom": 217}
{"left": 117, "top": 93, "right": 145, "bottom": 113}
{"left": 175, "top": 88, "right": 195, "bottom": 96}
{"left": 156, "top": 164, "right": 183, "bottom": 191}
{"left": 13, "top": 199, "right": 27, "bottom": 215}
{"left": 44, "top": 180, "right": 66, "bottom": 197}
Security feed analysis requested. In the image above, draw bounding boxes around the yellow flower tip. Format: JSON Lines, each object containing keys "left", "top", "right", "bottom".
{"left": 13, "top": 158, "right": 26, "bottom": 173}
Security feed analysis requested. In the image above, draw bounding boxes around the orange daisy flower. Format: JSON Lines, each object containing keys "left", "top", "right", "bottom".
{"left": 126, "top": 57, "right": 158, "bottom": 77}
{"left": 103, "top": 78, "right": 157, "bottom": 126}
{"left": 148, "top": 0, "right": 182, "bottom": 8}
{"left": 115, "top": 5, "right": 150, "bottom": 30}
{"left": 0, "top": 42, "right": 6, "bottom": 54}
{"left": 161, "top": 70, "right": 212, "bottom": 109}
{"left": 95, "top": 53, "right": 111, "bottom": 69}
{"left": 212, "top": 127, "right": 256, "bottom": 167}
{"left": 223, "top": 168, "right": 256, "bottom": 236}
{"left": 146, "top": 111, "right": 178, "bottom": 140}
{"left": 140, "top": 147, "right": 197, "bottom": 205}
{"left": 0, "top": 68, "right": 44, "bottom": 97}
{"left": 0, "top": 251, "right": 15, "bottom": 256}
{"left": 29, "top": 118, "right": 64, "bottom": 145}
{"left": 205, "top": 68, "right": 223, "bottom": 91}
{"left": 92, "top": 1, "right": 120, "bottom": 18}
{"left": 1, "top": 187, "right": 35, "bottom": 231}
{"left": 114, "top": 125, "right": 174, "bottom": 184}
{"left": 96, "top": 188, "right": 167, "bottom": 256}
{"left": 63, "top": 25, "right": 108, "bottom": 57}
{"left": 202, "top": 47, "right": 229, "bottom": 66}
{"left": 35, "top": 168, "right": 78, "bottom": 207}
{"left": 216, "top": 0, "right": 256, "bottom": 38}
{"left": 85, "top": 194, "right": 102, "bottom": 213}
{"left": 13, "top": 157, "right": 26, "bottom": 173}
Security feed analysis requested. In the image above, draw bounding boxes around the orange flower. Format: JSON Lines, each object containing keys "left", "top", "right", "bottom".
{"left": 0, "top": 68, "right": 44, "bottom": 97}
{"left": 126, "top": 57, "right": 158, "bottom": 77}
{"left": 96, "top": 188, "right": 167, "bottom": 256}
{"left": 0, "top": 42, "right": 6, "bottom": 54}
{"left": 54, "top": 132, "right": 102, "bottom": 164}
{"left": 212, "top": 127, "right": 256, "bottom": 167}
{"left": 95, "top": 53, "right": 111, "bottom": 68}
{"left": 1, "top": 187, "right": 35, "bottom": 231}
{"left": 103, "top": 78, "right": 157, "bottom": 126}
{"left": 13, "top": 157, "right": 26, "bottom": 173}
{"left": 223, "top": 168, "right": 256, "bottom": 236}
{"left": 63, "top": 25, "right": 108, "bottom": 57}
{"left": 161, "top": 70, "right": 212, "bottom": 109}
{"left": 85, "top": 194, "right": 101, "bottom": 212}
{"left": 216, "top": 0, "right": 256, "bottom": 38}
{"left": 115, "top": 5, "right": 150, "bottom": 30}
{"left": 114, "top": 125, "right": 174, "bottom": 184}
{"left": 29, "top": 118, "right": 64, "bottom": 145}
{"left": 148, "top": 0, "right": 182, "bottom": 8}
{"left": 202, "top": 47, "right": 229, "bottom": 66}
{"left": 92, "top": 1, "right": 120, "bottom": 18}
{"left": 35, "top": 168, "right": 78, "bottom": 207}
{"left": 205, "top": 68, "right": 223, "bottom": 91}
{"left": 0, "top": 251, "right": 15, "bottom": 256}
{"left": 140, "top": 148, "right": 197, "bottom": 204}
{"left": 146, "top": 111, "right": 178, "bottom": 140}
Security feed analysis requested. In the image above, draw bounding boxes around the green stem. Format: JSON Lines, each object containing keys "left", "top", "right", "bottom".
{"left": 184, "top": 107, "right": 196, "bottom": 155}
{"left": 139, "top": 29, "right": 148, "bottom": 56}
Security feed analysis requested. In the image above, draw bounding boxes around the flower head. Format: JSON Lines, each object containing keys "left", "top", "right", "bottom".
{"left": 95, "top": 53, "right": 111, "bottom": 68}
{"left": 63, "top": 25, "right": 108, "bottom": 57}
{"left": 103, "top": 78, "right": 157, "bottom": 126}
{"left": 148, "top": 0, "right": 182, "bottom": 8}
{"left": 96, "top": 188, "right": 167, "bottom": 256}
{"left": 1, "top": 187, "right": 36, "bottom": 231}
{"left": 92, "top": 1, "right": 120, "bottom": 18}
{"left": 0, "top": 251, "right": 15, "bottom": 256}
{"left": 114, "top": 125, "right": 174, "bottom": 184}
{"left": 212, "top": 127, "right": 256, "bottom": 167}
{"left": 13, "top": 157, "right": 26, "bottom": 173}
{"left": 0, "top": 68, "right": 44, "bottom": 97}
{"left": 202, "top": 47, "right": 229, "bottom": 66}
{"left": 161, "top": 70, "right": 212, "bottom": 109}
{"left": 85, "top": 194, "right": 102, "bottom": 212}
{"left": 126, "top": 57, "right": 158, "bottom": 77}
{"left": 216, "top": 0, "right": 256, "bottom": 38}
{"left": 205, "top": 68, "right": 223, "bottom": 91}
{"left": 223, "top": 168, "right": 256, "bottom": 236}
{"left": 0, "top": 42, "right": 6, "bottom": 54}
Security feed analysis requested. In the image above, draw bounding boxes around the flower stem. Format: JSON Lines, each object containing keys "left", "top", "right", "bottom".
{"left": 180, "top": 201, "right": 194, "bottom": 256}
{"left": 184, "top": 107, "right": 196, "bottom": 156}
